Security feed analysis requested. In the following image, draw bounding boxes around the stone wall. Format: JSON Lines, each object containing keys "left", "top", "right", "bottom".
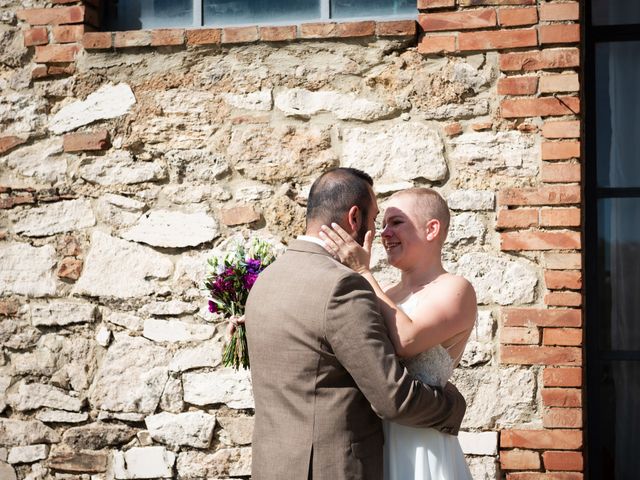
{"left": 0, "top": 1, "right": 582, "bottom": 479}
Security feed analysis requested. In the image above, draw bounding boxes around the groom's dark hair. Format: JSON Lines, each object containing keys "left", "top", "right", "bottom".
{"left": 306, "top": 167, "right": 374, "bottom": 228}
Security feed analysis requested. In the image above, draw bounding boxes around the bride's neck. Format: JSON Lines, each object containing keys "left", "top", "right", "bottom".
{"left": 399, "top": 260, "right": 446, "bottom": 293}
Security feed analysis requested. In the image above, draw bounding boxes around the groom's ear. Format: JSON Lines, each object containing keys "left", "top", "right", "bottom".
{"left": 346, "top": 205, "right": 360, "bottom": 234}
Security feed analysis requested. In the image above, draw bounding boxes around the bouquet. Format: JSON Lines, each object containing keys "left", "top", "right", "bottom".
{"left": 205, "top": 238, "right": 278, "bottom": 370}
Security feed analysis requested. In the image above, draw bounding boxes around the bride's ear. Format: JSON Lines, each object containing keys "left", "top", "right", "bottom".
{"left": 425, "top": 219, "right": 441, "bottom": 242}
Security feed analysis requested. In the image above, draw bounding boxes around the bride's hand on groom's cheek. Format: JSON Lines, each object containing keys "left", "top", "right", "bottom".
{"left": 319, "top": 224, "right": 373, "bottom": 274}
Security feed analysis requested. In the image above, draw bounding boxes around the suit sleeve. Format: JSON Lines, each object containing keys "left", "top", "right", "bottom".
{"left": 324, "top": 272, "right": 466, "bottom": 434}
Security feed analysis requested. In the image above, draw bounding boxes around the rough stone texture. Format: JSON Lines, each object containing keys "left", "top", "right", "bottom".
{"left": 169, "top": 340, "right": 222, "bottom": 372}
{"left": 46, "top": 450, "right": 108, "bottom": 474}
{"left": 183, "top": 369, "right": 254, "bottom": 409}
{"left": 342, "top": 123, "right": 448, "bottom": 182}
{"left": 459, "top": 431, "right": 498, "bottom": 455}
{"left": 159, "top": 375, "right": 184, "bottom": 413}
{"left": 122, "top": 210, "right": 219, "bottom": 248}
{"left": 113, "top": 446, "right": 175, "bottom": 479}
{"left": 36, "top": 409, "right": 89, "bottom": 424}
{"left": 447, "top": 189, "right": 495, "bottom": 211}
{"left": 11, "top": 199, "right": 96, "bottom": 237}
{"left": 7, "top": 445, "right": 49, "bottom": 464}
{"left": 217, "top": 416, "right": 254, "bottom": 446}
{"left": 0, "top": 462, "right": 17, "bottom": 480}
{"left": 105, "top": 311, "right": 144, "bottom": 332}
{"left": 468, "top": 456, "right": 500, "bottom": 480}
{"left": 9, "top": 382, "right": 84, "bottom": 412}
{"left": 0, "top": 138, "right": 67, "bottom": 188}
{"left": 74, "top": 232, "right": 173, "bottom": 298}
{"left": 62, "top": 423, "right": 136, "bottom": 450}
{"left": 176, "top": 447, "right": 251, "bottom": 478}
{"left": 145, "top": 411, "right": 216, "bottom": 448}
{"left": 49, "top": 83, "right": 136, "bottom": 134}
{"left": 30, "top": 301, "right": 97, "bottom": 327}
{"left": 140, "top": 300, "right": 198, "bottom": 317}
{"left": 0, "top": 419, "right": 60, "bottom": 446}
{"left": 95, "top": 193, "right": 146, "bottom": 227}
{"left": 143, "top": 319, "right": 215, "bottom": 343}
{"left": 0, "top": 243, "right": 57, "bottom": 297}
{"left": 446, "top": 212, "right": 486, "bottom": 246}
{"left": 79, "top": 151, "right": 167, "bottom": 186}
{"left": 223, "top": 89, "right": 273, "bottom": 111}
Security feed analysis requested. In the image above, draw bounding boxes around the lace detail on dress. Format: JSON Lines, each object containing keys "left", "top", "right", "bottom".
{"left": 402, "top": 345, "right": 454, "bottom": 388}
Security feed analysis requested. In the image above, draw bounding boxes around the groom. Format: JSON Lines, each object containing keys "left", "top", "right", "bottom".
{"left": 245, "top": 168, "right": 466, "bottom": 479}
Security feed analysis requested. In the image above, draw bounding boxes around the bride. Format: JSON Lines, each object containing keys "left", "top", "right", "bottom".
{"left": 319, "top": 187, "right": 477, "bottom": 480}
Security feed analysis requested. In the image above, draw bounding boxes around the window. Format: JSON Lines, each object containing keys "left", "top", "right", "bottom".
{"left": 585, "top": 0, "right": 640, "bottom": 478}
{"left": 105, "top": 0, "right": 416, "bottom": 31}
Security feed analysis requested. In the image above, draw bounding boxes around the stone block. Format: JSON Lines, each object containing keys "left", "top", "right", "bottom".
{"left": 183, "top": 369, "right": 254, "bottom": 409}
{"left": 113, "top": 447, "right": 175, "bottom": 479}
{"left": 145, "top": 411, "right": 216, "bottom": 448}
{"left": 122, "top": 210, "right": 219, "bottom": 248}
{"left": 7, "top": 444, "right": 48, "bottom": 464}
{"left": 30, "top": 301, "right": 96, "bottom": 327}
{"left": 11, "top": 198, "right": 95, "bottom": 237}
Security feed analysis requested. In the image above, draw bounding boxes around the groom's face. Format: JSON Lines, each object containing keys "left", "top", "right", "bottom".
{"left": 355, "top": 187, "right": 379, "bottom": 246}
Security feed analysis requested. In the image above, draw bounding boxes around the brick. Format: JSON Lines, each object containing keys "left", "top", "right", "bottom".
{"left": 34, "top": 43, "right": 79, "bottom": 62}
{"left": 544, "top": 270, "right": 582, "bottom": 290}
{"left": 542, "top": 388, "right": 582, "bottom": 407}
{"left": 543, "top": 451, "right": 584, "bottom": 471}
{"left": 0, "top": 136, "right": 27, "bottom": 155}
{"left": 460, "top": 0, "right": 535, "bottom": 4}
{"left": 539, "top": 24, "right": 580, "bottom": 45}
{"left": 498, "top": 7, "right": 538, "bottom": 26}
{"left": 31, "top": 65, "right": 48, "bottom": 79}
{"left": 299, "top": 23, "right": 337, "bottom": 39}
{"left": 52, "top": 25, "right": 84, "bottom": 43}
{"left": 418, "top": 0, "right": 456, "bottom": 8}
{"left": 501, "top": 429, "right": 582, "bottom": 450}
{"left": 540, "top": 73, "right": 580, "bottom": 93}
{"left": 498, "top": 186, "right": 580, "bottom": 206}
{"left": 503, "top": 308, "right": 581, "bottom": 327}
{"left": 544, "top": 367, "right": 582, "bottom": 387}
{"left": 500, "top": 48, "right": 579, "bottom": 71}
{"left": 336, "top": 21, "right": 376, "bottom": 38}
{"left": 540, "top": 208, "right": 581, "bottom": 228}
{"left": 497, "top": 76, "right": 538, "bottom": 95}
{"left": 497, "top": 208, "right": 538, "bottom": 228}
{"left": 541, "top": 163, "right": 581, "bottom": 183}
{"left": 24, "top": 27, "right": 48, "bottom": 46}
{"left": 47, "top": 64, "right": 75, "bottom": 76}
{"left": 57, "top": 257, "right": 83, "bottom": 281}
{"left": 471, "top": 122, "right": 492, "bottom": 131}
{"left": 545, "top": 291, "right": 582, "bottom": 307}
{"left": 186, "top": 29, "right": 221, "bottom": 45}
{"left": 518, "top": 122, "right": 538, "bottom": 133}
{"left": 376, "top": 20, "right": 417, "bottom": 37}
{"left": 0, "top": 299, "right": 19, "bottom": 316}
{"left": 444, "top": 122, "right": 462, "bottom": 136}
{"left": 501, "top": 96, "right": 580, "bottom": 117}
{"left": 507, "top": 473, "right": 583, "bottom": 480}
{"left": 501, "top": 326, "right": 540, "bottom": 345}
{"left": 540, "top": 2, "right": 580, "bottom": 22}
{"left": 83, "top": 32, "right": 111, "bottom": 49}
{"left": 17, "top": 6, "right": 84, "bottom": 25}
{"left": 500, "top": 230, "right": 580, "bottom": 251}
{"left": 63, "top": 130, "right": 110, "bottom": 152}
{"left": 114, "top": 30, "right": 152, "bottom": 48}
{"left": 500, "top": 345, "right": 581, "bottom": 365}
{"left": 500, "top": 449, "right": 540, "bottom": 470}
{"left": 543, "top": 328, "right": 582, "bottom": 346}
{"left": 418, "top": 9, "right": 497, "bottom": 32}
{"left": 221, "top": 205, "right": 261, "bottom": 226}
{"left": 544, "top": 253, "right": 581, "bottom": 271}
{"left": 151, "top": 29, "right": 185, "bottom": 46}
{"left": 418, "top": 35, "right": 456, "bottom": 54}
{"left": 458, "top": 28, "right": 537, "bottom": 51}
{"left": 543, "top": 120, "right": 580, "bottom": 138}
{"left": 259, "top": 25, "right": 297, "bottom": 42}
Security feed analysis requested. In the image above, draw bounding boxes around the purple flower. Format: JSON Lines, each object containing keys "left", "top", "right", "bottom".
{"left": 208, "top": 300, "right": 217, "bottom": 313}
{"left": 243, "top": 272, "right": 258, "bottom": 290}
{"left": 246, "top": 258, "right": 262, "bottom": 274}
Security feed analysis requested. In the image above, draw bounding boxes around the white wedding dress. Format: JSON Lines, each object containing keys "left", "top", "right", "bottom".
{"left": 384, "top": 294, "right": 472, "bottom": 480}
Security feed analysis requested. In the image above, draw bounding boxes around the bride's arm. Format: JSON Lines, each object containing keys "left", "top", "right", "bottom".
{"left": 320, "top": 224, "right": 476, "bottom": 358}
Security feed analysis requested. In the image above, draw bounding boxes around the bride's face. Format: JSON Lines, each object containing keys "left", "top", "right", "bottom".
{"left": 380, "top": 195, "right": 426, "bottom": 269}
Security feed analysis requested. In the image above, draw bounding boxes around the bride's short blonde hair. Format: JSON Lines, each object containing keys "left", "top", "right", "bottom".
{"left": 390, "top": 188, "right": 450, "bottom": 240}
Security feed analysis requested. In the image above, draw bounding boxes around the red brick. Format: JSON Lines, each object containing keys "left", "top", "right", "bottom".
{"left": 501, "top": 326, "right": 540, "bottom": 345}
{"left": 507, "top": 472, "right": 583, "bottom": 480}
{"left": 418, "top": 9, "right": 497, "bottom": 32}
{"left": 31, "top": 65, "right": 48, "bottom": 79}
{"left": 545, "top": 291, "right": 582, "bottom": 307}
{"left": 57, "top": 257, "right": 83, "bottom": 281}
{"left": 542, "top": 388, "right": 582, "bottom": 407}
{"left": 336, "top": 21, "right": 376, "bottom": 38}
{"left": 222, "top": 26, "right": 259, "bottom": 43}
{"left": 543, "top": 367, "right": 582, "bottom": 387}
{"left": 17, "top": 6, "right": 85, "bottom": 25}
{"left": 418, "top": 0, "right": 456, "bottom": 8}
{"left": 501, "top": 96, "right": 580, "bottom": 118}
{"left": 540, "top": 73, "right": 580, "bottom": 93}
{"left": 543, "top": 328, "right": 582, "bottom": 346}
{"left": 376, "top": 20, "right": 417, "bottom": 37}
{"left": 460, "top": 0, "right": 535, "bottom": 4}
{"left": 24, "top": 27, "right": 48, "bottom": 46}
{"left": 458, "top": 28, "right": 537, "bottom": 51}
{"left": 221, "top": 205, "right": 261, "bottom": 226}
{"left": 540, "top": 2, "right": 580, "bottom": 22}
{"left": 47, "top": 64, "right": 75, "bottom": 76}
{"left": 503, "top": 308, "right": 582, "bottom": 327}
{"left": 500, "top": 345, "right": 581, "bottom": 365}
{"left": 0, "top": 299, "right": 19, "bottom": 316}
{"left": 0, "top": 136, "right": 27, "bottom": 155}
{"left": 471, "top": 121, "right": 493, "bottom": 131}
{"left": 501, "top": 429, "right": 582, "bottom": 450}
{"left": 498, "top": 7, "right": 538, "bottom": 26}
{"left": 259, "top": 26, "right": 297, "bottom": 42}
{"left": 186, "top": 29, "right": 221, "bottom": 45}
{"left": 299, "top": 23, "right": 337, "bottom": 39}
{"left": 34, "top": 43, "right": 79, "bottom": 62}
{"left": 543, "top": 451, "right": 584, "bottom": 471}
{"left": 539, "top": 24, "right": 580, "bottom": 45}
{"left": 501, "top": 229, "right": 579, "bottom": 249}
{"left": 544, "top": 270, "right": 582, "bottom": 290}
{"left": 498, "top": 76, "right": 538, "bottom": 95}
{"left": 540, "top": 208, "right": 581, "bottom": 228}
{"left": 418, "top": 35, "right": 456, "bottom": 54}
{"left": 444, "top": 122, "right": 462, "bottom": 136}
{"left": 545, "top": 253, "right": 581, "bottom": 271}
{"left": 541, "top": 163, "right": 581, "bottom": 184}
{"left": 543, "top": 120, "right": 580, "bottom": 138}
{"left": 500, "top": 48, "right": 579, "bottom": 71}
{"left": 497, "top": 208, "right": 538, "bottom": 228}
{"left": 83, "top": 32, "right": 111, "bottom": 49}
{"left": 151, "top": 29, "right": 185, "bottom": 46}
{"left": 114, "top": 30, "right": 152, "bottom": 48}
{"left": 63, "top": 130, "right": 110, "bottom": 152}
{"left": 498, "top": 186, "right": 580, "bottom": 206}
{"left": 500, "top": 449, "right": 541, "bottom": 470}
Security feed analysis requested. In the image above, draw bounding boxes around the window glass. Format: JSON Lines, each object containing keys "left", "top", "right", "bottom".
{"left": 592, "top": 0, "right": 640, "bottom": 26}
{"left": 107, "top": 0, "right": 194, "bottom": 30}
{"left": 332, "top": 0, "right": 415, "bottom": 19}
{"left": 204, "top": 0, "right": 320, "bottom": 26}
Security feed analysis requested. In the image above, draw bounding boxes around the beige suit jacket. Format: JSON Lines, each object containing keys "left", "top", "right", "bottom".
{"left": 245, "top": 240, "right": 466, "bottom": 480}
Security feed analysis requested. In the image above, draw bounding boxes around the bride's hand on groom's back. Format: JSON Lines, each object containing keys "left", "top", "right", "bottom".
{"left": 319, "top": 223, "right": 373, "bottom": 274}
